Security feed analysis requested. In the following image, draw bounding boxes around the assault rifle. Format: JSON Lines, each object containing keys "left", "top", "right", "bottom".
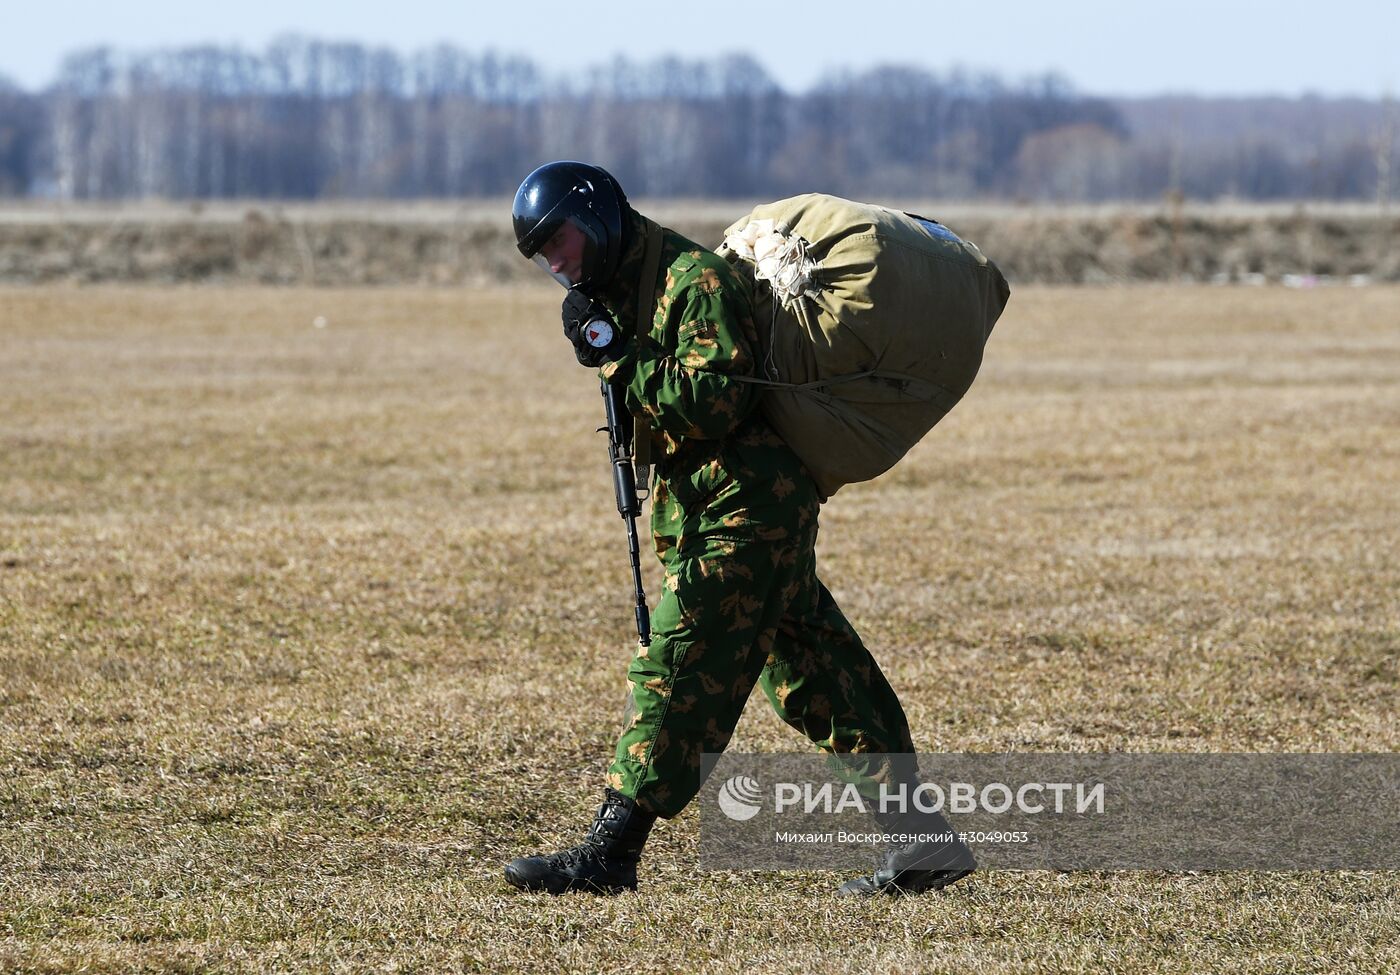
{"left": 600, "top": 379, "right": 651, "bottom": 647}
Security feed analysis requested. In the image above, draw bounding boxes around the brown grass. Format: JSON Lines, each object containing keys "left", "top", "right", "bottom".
{"left": 1, "top": 283, "right": 1397, "bottom": 973}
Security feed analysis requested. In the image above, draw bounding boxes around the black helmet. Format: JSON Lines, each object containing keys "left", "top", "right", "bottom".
{"left": 512, "top": 161, "right": 631, "bottom": 292}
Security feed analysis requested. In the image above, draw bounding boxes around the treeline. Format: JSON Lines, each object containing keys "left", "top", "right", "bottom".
{"left": 0, "top": 39, "right": 1393, "bottom": 202}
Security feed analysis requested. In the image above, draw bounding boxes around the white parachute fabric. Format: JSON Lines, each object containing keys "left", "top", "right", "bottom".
{"left": 722, "top": 219, "right": 821, "bottom": 310}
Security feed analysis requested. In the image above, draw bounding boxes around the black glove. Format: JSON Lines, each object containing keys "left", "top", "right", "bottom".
{"left": 562, "top": 289, "right": 626, "bottom": 367}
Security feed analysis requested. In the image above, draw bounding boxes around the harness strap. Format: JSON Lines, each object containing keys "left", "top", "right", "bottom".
{"left": 729, "top": 367, "right": 934, "bottom": 395}
{"left": 631, "top": 218, "right": 665, "bottom": 474}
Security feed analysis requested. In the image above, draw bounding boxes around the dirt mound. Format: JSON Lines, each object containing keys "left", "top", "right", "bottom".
{"left": 2, "top": 202, "right": 1396, "bottom": 285}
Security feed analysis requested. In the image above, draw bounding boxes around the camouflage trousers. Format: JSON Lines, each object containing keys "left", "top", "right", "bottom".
{"left": 606, "top": 477, "right": 915, "bottom": 819}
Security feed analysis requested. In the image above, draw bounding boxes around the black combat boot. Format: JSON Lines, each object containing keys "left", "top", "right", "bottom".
{"left": 504, "top": 789, "right": 656, "bottom": 895}
{"left": 837, "top": 805, "right": 977, "bottom": 897}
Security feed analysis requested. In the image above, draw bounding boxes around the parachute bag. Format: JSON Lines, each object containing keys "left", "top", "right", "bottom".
{"left": 716, "top": 194, "right": 1010, "bottom": 500}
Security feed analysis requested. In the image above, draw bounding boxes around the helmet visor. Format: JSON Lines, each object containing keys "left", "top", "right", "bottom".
{"left": 527, "top": 214, "right": 601, "bottom": 290}
{"left": 531, "top": 252, "right": 574, "bottom": 289}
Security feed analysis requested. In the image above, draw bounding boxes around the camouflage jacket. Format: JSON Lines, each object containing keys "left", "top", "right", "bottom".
{"left": 599, "top": 217, "right": 813, "bottom": 560}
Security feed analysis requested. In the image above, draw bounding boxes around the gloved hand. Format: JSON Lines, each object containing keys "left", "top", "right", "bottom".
{"left": 562, "top": 289, "right": 627, "bottom": 367}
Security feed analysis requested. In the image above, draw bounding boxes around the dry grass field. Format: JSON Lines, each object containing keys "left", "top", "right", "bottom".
{"left": 1, "top": 282, "right": 1397, "bottom": 973}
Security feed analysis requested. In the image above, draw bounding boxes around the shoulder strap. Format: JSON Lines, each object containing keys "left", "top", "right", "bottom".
{"left": 631, "top": 218, "right": 666, "bottom": 474}
{"left": 636, "top": 217, "right": 665, "bottom": 333}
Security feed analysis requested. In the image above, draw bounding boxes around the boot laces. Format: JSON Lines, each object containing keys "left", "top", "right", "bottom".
{"left": 547, "top": 838, "right": 609, "bottom": 869}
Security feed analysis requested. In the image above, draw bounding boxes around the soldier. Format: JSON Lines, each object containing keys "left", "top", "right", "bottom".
{"left": 504, "top": 161, "right": 973, "bottom": 896}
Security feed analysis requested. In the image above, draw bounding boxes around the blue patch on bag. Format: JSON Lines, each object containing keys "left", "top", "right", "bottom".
{"left": 913, "top": 217, "right": 962, "bottom": 243}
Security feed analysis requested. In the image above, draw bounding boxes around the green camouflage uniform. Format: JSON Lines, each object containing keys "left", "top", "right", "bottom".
{"left": 596, "top": 215, "right": 915, "bottom": 819}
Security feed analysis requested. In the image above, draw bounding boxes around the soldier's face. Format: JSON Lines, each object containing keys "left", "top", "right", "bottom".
{"left": 540, "top": 220, "right": 587, "bottom": 284}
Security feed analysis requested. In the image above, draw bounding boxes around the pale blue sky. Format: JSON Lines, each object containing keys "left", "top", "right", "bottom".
{"left": 3, "top": 0, "right": 1396, "bottom": 97}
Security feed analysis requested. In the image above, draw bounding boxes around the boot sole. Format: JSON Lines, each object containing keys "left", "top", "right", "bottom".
{"left": 837, "top": 867, "right": 975, "bottom": 897}
{"left": 503, "top": 863, "right": 635, "bottom": 896}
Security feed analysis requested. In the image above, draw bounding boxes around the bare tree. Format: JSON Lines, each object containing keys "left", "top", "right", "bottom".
{"left": 9, "top": 39, "right": 1390, "bottom": 202}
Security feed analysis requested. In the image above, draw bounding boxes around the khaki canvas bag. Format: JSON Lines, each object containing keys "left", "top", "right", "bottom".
{"left": 716, "top": 193, "right": 1010, "bottom": 500}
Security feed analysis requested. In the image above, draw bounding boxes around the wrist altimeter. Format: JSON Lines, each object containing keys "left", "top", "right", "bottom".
{"left": 583, "top": 316, "right": 616, "bottom": 349}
